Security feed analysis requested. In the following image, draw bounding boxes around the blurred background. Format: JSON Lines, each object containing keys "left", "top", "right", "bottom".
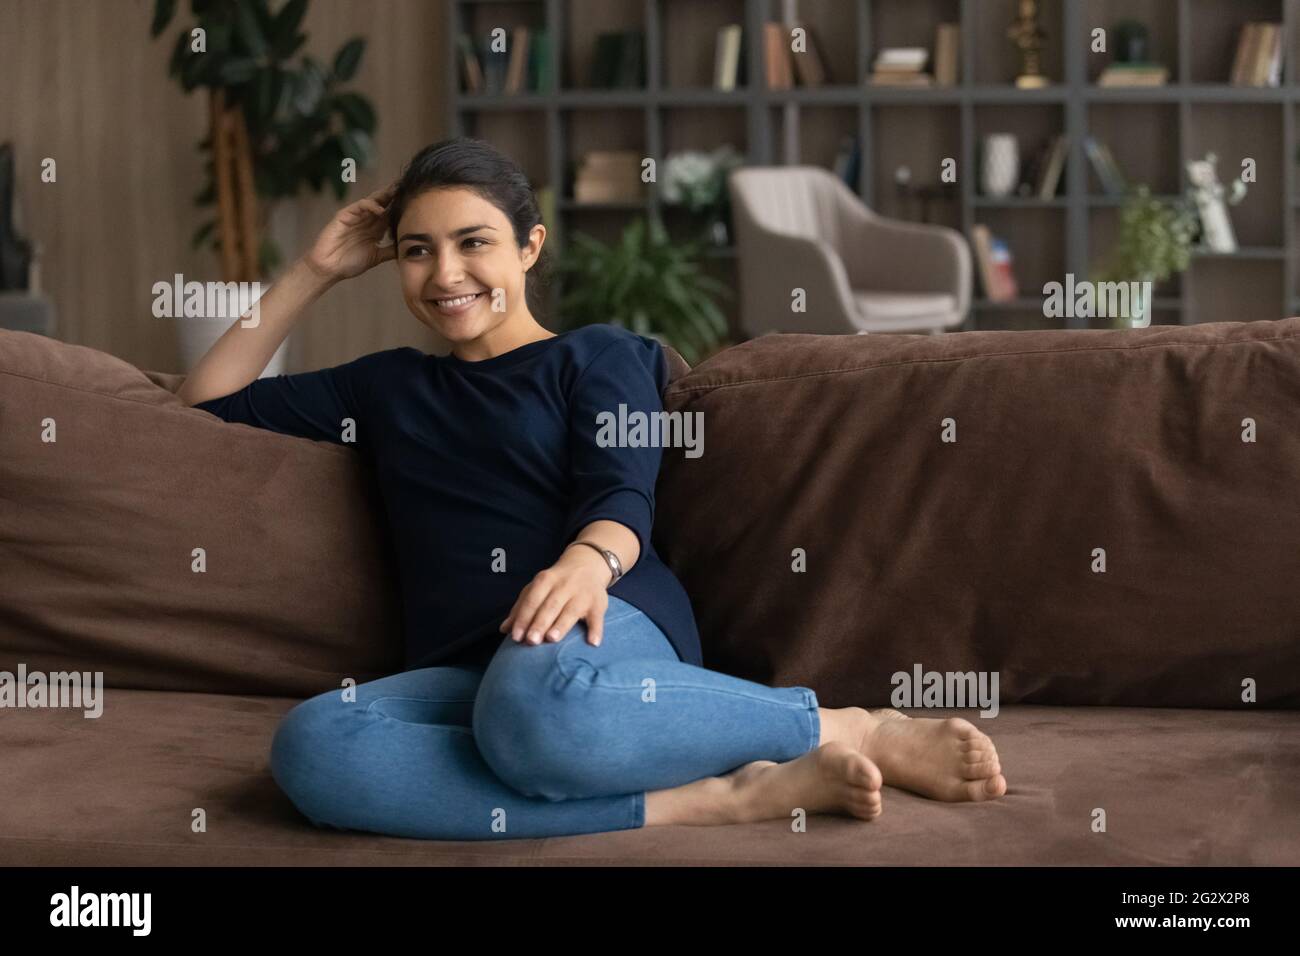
{"left": 1, "top": 0, "right": 1296, "bottom": 375}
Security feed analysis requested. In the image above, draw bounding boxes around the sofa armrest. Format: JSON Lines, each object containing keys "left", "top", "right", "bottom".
{"left": 735, "top": 222, "right": 861, "bottom": 334}
{"left": 838, "top": 208, "right": 972, "bottom": 314}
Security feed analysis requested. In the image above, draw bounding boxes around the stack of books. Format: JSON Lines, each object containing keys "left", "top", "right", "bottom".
{"left": 457, "top": 27, "right": 551, "bottom": 94}
{"left": 868, "top": 47, "right": 932, "bottom": 86}
{"left": 572, "top": 151, "right": 645, "bottom": 204}
{"left": 1230, "top": 22, "right": 1283, "bottom": 87}
{"left": 1096, "top": 62, "right": 1169, "bottom": 87}
{"left": 762, "top": 22, "right": 830, "bottom": 89}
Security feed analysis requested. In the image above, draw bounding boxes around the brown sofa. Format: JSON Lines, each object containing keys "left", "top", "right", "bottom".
{"left": 1, "top": 319, "right": 1297, "bottom": 865}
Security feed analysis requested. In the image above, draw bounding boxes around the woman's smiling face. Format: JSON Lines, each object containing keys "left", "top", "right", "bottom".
{"left": 394, "top": 185, "right": 544, "bottom": 345}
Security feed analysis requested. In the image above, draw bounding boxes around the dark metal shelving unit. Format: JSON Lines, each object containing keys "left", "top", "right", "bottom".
{"left": 448, "top": 0, "right": 1300, "bottom": 330}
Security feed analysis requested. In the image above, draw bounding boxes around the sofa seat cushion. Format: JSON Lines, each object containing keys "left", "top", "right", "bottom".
{"left": 854, "top": 290, "right": 958, "bottom": 321}
{"left": 1, "top": 689, "right": 1293, "bottom": 865}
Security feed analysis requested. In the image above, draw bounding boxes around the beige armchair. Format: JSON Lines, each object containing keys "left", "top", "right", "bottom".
{"left": 727, "top": 165, "right": 971, "bottom": 336}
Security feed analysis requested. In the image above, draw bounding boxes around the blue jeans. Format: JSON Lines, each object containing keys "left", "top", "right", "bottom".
{"left": 269, "top": 596, "right": 822, "bottom": 840}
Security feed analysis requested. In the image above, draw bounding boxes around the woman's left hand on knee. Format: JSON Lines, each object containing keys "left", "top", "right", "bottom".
{"left": 498, "top": 554, "right": 609, "bottom": 647}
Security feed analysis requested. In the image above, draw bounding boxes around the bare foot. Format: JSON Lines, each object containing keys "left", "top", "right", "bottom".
{"left": 722, "top": 742, "right": 883, "bottom": 823}
{"left": 856, "top": 708, "right": 1007, "bottom": 802}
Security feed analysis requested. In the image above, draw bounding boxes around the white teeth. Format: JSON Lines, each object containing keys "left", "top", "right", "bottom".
{"left": 436, "top": 293, "right": 480, "bottom": 307}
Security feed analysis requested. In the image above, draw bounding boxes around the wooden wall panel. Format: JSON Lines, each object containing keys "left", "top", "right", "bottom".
{"left": 0, "top": 0, "right": 451, "bottom": 374}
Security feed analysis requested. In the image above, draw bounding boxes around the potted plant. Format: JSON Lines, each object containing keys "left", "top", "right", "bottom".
{"left": 553, "top": 217, "right": 732, "bottom": 365}
{"left": 660, "top": 145, "right": 744, "bottom": 247}
{"left": 151, "top": 0, "right": 378, "bottom": 372}
{"left": 1092, "top": 184, "right": 1198, "bottom": 329}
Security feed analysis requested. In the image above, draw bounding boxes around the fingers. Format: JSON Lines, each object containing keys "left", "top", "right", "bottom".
{"left": 543, "top": 602, "right": 582, "bottom": 643}
{"left": 586, "top": 607, "right": 603, "bottom": 647}
{"left": 518, "top": 592, "right": 567, "bottom": 645}
{"left": 367, "top": 180, "right": 399, "bottom": 203}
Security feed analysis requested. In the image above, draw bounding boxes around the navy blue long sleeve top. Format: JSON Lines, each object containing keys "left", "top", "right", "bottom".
{"left": 192, "top": 323, "right": 702, "bottom": 671}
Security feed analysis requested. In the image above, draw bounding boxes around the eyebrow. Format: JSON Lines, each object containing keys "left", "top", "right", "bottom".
{"left": 398, "top": 224, "right": 497, "bottom": 244}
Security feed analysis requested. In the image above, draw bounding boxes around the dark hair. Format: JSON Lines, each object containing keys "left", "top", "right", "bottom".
{"left": 387, "top": 137, "right": 550, "bottom": 316}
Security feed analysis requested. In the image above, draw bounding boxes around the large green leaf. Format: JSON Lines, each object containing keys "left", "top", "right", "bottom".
{"left": 271, "top": 0, "right": 308, "bottom": 56}
{"left": 151, "top": 0, "right": 177, "bottom": 37}
{"left": 293, "top": 57, "right": 326, "bottom": 113}
{"left": 333, "top": 38, "right": 365, "bottom": 82}
{"left": 339, "top": 128, "right": 373, "bottom": 167}
{"left": 233, "top": 0, "right": 267, "bottom": 58}
{"left": 167, "top": 28, "right": 188, "bottom": 77}
{"left": 333, "top": 92, "right": 376, "bottom": 134}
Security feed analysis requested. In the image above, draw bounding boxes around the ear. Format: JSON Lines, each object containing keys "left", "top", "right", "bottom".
{"left": 523, "top": 223, "right": 546, "bottom": 270}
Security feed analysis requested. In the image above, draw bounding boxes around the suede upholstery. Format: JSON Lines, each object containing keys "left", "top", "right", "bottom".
{"left": 1, "top": 322, "right": 1296, "bottom": 865}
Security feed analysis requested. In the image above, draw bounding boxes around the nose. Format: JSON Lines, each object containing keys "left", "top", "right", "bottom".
{"left": 426, "top": 247, "right": 466, "bottom": 291}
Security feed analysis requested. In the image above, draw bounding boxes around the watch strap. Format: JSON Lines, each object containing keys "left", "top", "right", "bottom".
{"left": 568, "top": 540, "right": 622, "bottom": 587}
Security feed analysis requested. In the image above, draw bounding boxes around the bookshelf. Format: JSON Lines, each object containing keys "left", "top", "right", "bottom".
{"left": 447, "top": 0, "right": 1300, "bottom": 335}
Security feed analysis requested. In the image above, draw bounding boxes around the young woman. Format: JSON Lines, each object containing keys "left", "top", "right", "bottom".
{"left": 178, "top": 137, "right": 1006, "bottom": 841}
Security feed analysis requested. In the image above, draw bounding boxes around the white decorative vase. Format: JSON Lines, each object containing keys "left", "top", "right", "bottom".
{"left": 177, "top": 202, "right": 298, "bottom": 376}
{"left": 981, "top": 134, "right": 1020, "bottom": 198}
{"left": 177, "top": 302, "right": 290, "bottom": 376}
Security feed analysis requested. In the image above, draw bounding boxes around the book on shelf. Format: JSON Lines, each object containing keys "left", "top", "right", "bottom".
{"left": 1230, "top": 22, "right": 1282, "bottom": 87}
{"left": 458, "top": 29, "right": 550, "bottom": 94}
{"left": 1035, "top": 134, "right": 1068, "bottom": 199}
{"left": 572, "top": 150, "right": 644, "bottom": 204}
{"left": 504, "top": 26, "right": 530, "bottom": 94}
{"left": 869, "top": 45, "right": 932, "bottom": 86}
{"left": 790, "top": 22, "right": 829, "bottom": 87}
{"left": 714, "top": 24, "right": 744, "bottom": 90}
{"left": 868, "top": 72, "right": 934, "bottom": 86}
{"left": 761, "top": 22, "right": 827, "bottom": 89}
{"left": 591, "top": 30, "right": 645, "bottom": 88}
{"left": 458, "top": 34, "right": 484, "bottom": 93}
{"left": 933, "top": 23, "right": 960, "bottom": 87}
{"left": 970, "top": 225, "right": 1018, "bottom": 302}
{"left": 875, "top": 47, "right": 928, "bottom": 68}
{"left": 1096, "top": 62, "right": 1169, "bottom": 87}
{"left": 763, "top": 22, "right": 793, "bottom": 89}
{"left": 831, "top": 133, "right": 860, "bottom": 190}
{"left": 530, "top": 28, "right": 551, "bottom": 91}
{"left": 1083, "top": 135, "right": 1125, "bottom": 195}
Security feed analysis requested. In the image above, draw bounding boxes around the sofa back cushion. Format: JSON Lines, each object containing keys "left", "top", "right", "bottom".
{"left": 653, "top": 318, "right": 1300, "bottom": 709}
{"left": 0, "top": 330, "right": 405, "bottom": 697}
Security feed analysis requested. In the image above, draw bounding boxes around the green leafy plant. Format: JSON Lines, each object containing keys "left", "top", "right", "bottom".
{"left": 151, "top": 0, "right": 377, "bottom": 276}
{"left": 1092, "top": 184, "right": 1198, "bottom": 326}
{"left": 554, "top": 217, "right": 732, "bottom": 364}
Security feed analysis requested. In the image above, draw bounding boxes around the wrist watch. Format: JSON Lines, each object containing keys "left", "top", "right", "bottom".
{"left": 568, "top": 540, "right": 623, "bottom": 588}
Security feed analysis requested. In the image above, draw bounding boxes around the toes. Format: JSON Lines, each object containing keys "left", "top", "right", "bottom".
{"left": 962, "top": 757, "right": 1001, "bottom": 780}
{"left": 853, "top": 755, "right": 883, "bottom": 791}
{"left": 943, "top": 717, "right": 982, "bottom": 740}
{"left": 854, "top": 790, "right": 883, "bottom": 821}
{"left": 959, "top": 736, "right": 996, "bottom": 757}
{"left": 959, "top": 773, "right": 1007, "bottom": 801}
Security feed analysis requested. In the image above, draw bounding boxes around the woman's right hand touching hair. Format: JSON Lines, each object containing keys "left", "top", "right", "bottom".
{"left": 303, "top": 180, "right": 400, "bottom": 282}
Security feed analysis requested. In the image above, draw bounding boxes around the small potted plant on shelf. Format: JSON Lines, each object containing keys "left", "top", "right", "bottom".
{"left": 1092, "top": 185, "right": 1198, "bottom": 329}
{"left": 553, "top": 217, "right": 733, "bottom": 365}
{"left": 660, "top": 145, "right": 744, "bottom": 247}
